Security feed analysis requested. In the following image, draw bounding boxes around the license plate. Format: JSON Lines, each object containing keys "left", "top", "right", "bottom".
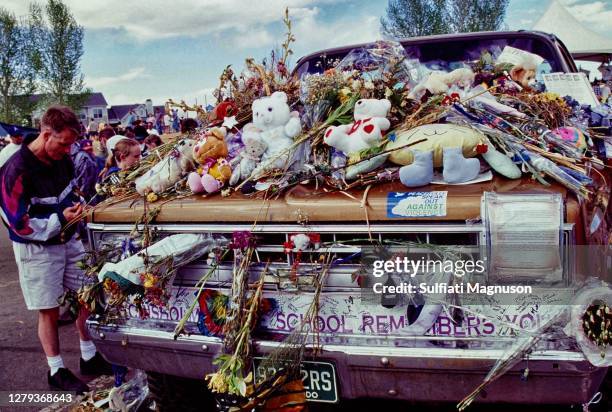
{"left": 253, "top": 358, "right": 338, "bottom": 403}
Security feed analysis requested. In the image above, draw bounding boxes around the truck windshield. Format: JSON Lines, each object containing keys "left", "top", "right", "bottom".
{"left": 295, "top": 33, "right": 565, "bottom": 77}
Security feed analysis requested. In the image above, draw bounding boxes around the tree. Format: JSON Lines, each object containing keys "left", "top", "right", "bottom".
{"left": 0, "top": 7, "right": 38, "bottom": 124}
{"left": 33, "top": 0, "right": 89, "bottom": 111}
{"left": 380, "top": 0, "right": 509, "bottom": 38}
{"left": 381, "top": 0, "right": 449, "bottom": 39}
{"left": 448, "top": 0, "right": 509, "bottom": 33}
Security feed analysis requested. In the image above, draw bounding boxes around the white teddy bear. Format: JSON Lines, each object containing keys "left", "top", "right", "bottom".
{"left": 408, "top": 68, "right": 475, "bottom": 100}
{"left": 229, "top": 135, "right": 268, "bottom": 186}
{"left": 324, "top": 98, "right": 391, "bottom": 155}
{"left": 135, "top": 139, "right": 195, "bottom": 195}
{"left": 245, "top": 91, "right": 302, "bottom": 176}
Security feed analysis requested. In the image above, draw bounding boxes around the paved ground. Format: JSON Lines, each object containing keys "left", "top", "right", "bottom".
{"left": 0, "top": 229, "right": 113, "bottom": 412}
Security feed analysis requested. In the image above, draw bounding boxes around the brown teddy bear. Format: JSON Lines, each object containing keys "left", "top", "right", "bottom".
{"left": 192, "top": 127, "right": 228, "bottom": 165}
{"left": 188, "top": 127, "right": 233, "bottom": 193}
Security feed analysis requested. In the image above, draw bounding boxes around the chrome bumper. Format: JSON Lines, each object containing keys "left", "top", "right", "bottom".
{"left": 87, "top": 321, "right": 606, "bottom": 404}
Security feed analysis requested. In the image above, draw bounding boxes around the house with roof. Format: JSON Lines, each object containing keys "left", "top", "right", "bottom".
{"left": 107, "top": 99, "right": 165, "bottom": 127}
{"left": 30, "top": 92, "right": 109, "bottom": 129}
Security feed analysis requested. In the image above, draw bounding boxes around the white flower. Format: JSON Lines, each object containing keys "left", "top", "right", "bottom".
{"left": 364, "top": 80, "right": 375, "bottom": 90}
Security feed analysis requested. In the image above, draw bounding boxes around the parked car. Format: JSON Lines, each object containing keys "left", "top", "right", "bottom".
{"left": 86, "top": 31, "right": 609, "bottom": 410}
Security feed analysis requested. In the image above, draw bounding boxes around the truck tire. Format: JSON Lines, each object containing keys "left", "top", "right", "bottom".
{"left": 146, "top": 371, "right": 216, "bottom": 412}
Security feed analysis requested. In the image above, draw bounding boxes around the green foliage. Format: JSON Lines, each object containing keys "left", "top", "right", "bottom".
{"left": 0, "top": 7, "right": 39, "bottom": 124}
{"left": 381, "top": 0, "right": 449, "bottom": 38}
{"left": 34, "top": 0, "right": 88, "bottom": 111}
{"left": 448, "top": 0, "right": 509, "bottom": 33}
{"left": 380, "top": 0, "right": 509, "bottom": 39}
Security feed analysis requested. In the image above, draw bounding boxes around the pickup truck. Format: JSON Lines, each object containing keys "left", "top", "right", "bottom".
{"left": 86, "top": 31, "right": 610, "bottom": 411}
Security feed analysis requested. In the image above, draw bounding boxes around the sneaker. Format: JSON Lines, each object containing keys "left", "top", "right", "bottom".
{"left": 48, "top": 368, "right": 89, "bottom": 394}
{"left": 80, "top": 352, "right": 114, "bottom": 376}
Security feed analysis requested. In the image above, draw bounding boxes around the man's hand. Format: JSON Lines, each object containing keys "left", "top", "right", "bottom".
{"left": 63, "top": 203, "right": 83, "bottom": 222}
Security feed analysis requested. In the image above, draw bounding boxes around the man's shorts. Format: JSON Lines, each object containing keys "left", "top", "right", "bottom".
{"left": 13, "top": 237, "right": 88, "bottom": 310}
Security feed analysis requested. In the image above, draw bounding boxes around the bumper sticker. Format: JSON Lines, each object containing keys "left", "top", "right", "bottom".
{"left": 387, "top": 191, "right": 447, "bottom": 218}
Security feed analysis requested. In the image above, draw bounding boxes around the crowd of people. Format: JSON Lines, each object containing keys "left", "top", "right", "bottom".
{"left": 0, "top": 105, "right": 170, "bottom": 394}
{"left": 72, "top": 117, "right": 167, "bottom": 203}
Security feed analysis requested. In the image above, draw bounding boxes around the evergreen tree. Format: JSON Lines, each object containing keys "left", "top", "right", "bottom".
{"left": 381, "top": 0, "right": 449, "bottom": 39}
{"left": 380, "top": 0, "right": 509, "bottom": 38}
{"left": 448, "top": 0, "right": 509, "bottom": 33}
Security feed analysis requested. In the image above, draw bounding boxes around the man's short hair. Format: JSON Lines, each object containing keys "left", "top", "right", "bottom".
{"left": 41, "top": 105, "right": 81, "bottom": 135}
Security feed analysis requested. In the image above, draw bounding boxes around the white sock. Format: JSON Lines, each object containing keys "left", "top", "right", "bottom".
{"left": 47, "top": 355, "right": 65, "bottom": 376}
{"left": 80, "top": 340, "right": 97, "bottom": 361}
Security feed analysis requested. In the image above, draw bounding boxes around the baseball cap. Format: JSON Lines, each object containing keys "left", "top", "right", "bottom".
{"left": 107, "top": 135, "right": 129, "bottom": 152}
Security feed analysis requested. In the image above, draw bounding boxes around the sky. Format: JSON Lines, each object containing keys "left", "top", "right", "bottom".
{"left": 2, "top": 0, "right": 611, "bottom": 107}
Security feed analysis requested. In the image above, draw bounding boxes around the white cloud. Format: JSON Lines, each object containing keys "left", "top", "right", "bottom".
{"left": 292, "top": 8, "right": 381, "bottom": 53}
{"left": 226, "top": 28, "right": 275, "bottom": 50}
{"left": 1, "top": 0, "right": 345, "bottom": 41}
{"left": 85, "top": 67, "right": 150, "bottom": 89}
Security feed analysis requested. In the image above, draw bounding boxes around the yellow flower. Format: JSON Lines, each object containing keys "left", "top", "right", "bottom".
{"left": 146, "top": 192, "right": 158, "bottom": 203}
{"left": 206, "top": 372, "right": 229, "bottom": 393}
{"left": 338, "top": 87, "right": 352, "bottom": 104}
{"left": 142, "top": 273, "right": 157, "bottom": 289}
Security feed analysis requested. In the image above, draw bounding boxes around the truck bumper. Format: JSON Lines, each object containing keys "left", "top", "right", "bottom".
{"left": 87, "top": 321, "right": 607, "bottom": 404}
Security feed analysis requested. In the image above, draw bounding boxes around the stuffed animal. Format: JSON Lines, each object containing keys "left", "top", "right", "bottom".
{"left": 229, "top": 135, "right": 267, "bottom": 186}
{"left": 192, "top": 127, "right": 228, "bottom": 165}
{"left": 324, "top": 98, "right": 392, "bottom": 180}
{"left": 508, "top": 55, "right": 538, "bottom": 89}
{"left": 135, "top": 139, "right": 195, "bottom": 195}
{"left": 389, "top": 124, "right": 521, "bottom": 187}
{"left": 324, "top": 98, "right": 391, "bottom": 155}
{"left": 207, "top": 100, "right": 238, "bottom": 127}
{"left": 188, "top": 127, "right": 232, "bottom": 194}
{"left": 409, "top": 68, "right": 475, "bottom": 100}
{"left": 245, "top": 91, "right": 302, "bottom": 176}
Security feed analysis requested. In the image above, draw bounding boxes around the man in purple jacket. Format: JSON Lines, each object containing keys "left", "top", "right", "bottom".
{"left": 0, "top": 106, "right": 112, "bottom": 393}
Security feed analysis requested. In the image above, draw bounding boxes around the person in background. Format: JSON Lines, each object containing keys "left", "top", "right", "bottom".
{"left": 146, "top": 122, "right": 156, "bottom": 136}
{"left": 172, "top": 109, "right": 180, "bottom": 133}
{"left": 87, "top": 117, "right": 97, "bottom": 137}
{"left": 181, "top": 118, "right": 198, "bottom": 134}
{"left": 144, "top": 134, "right": 162, "bottom": 151}
{"left": 142, "top": 134, "right": 162, "bottom": 157}
{"left": 155, "top": 108, "right": 164, "bottom": 135}
{"left": 72, "top": 139, "right": 98, "bottom": 201}
{"left": 125, "top": 109, "right": 136, "bottom": 128}
{"left": 0, "top": 131, "right": 25, "bottom": 168}
{"left": 124, "top": 126, "right": 135, "bottom": 139}
{"left": 164, "top": 111, "right": 172, "bottom": 134}
{"left": 99, "top": 136, "right": 141, "bottom": 182}
{"left": 0, "top": 105, "right": 113, "bottom": 394}
{"left": 600, "top": 81, "right": 610, "bottom": 104}
{"left": 133, "top": 120, "right": 148, "bottom": 141}
{"left": 94, "top": 126, "right": 115, "bottom": 173}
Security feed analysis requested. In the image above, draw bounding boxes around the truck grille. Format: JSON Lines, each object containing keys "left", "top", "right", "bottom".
{"left": 88, "top": 222, "right": 576, "bottom": 290}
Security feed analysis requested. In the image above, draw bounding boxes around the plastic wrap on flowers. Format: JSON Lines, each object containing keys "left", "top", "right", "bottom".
{"left": 335, "top": 40, "right": 417, "bottom": 86}
{"left": 97, "top": 234, "right": 229, "bottom": 284}
{"left": 565, "top": 281, "right": 612, "bottom": 367}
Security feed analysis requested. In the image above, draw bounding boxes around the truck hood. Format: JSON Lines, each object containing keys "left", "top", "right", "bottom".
{"left": 91, "top": 176, "right": 579, "bottom": 224}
